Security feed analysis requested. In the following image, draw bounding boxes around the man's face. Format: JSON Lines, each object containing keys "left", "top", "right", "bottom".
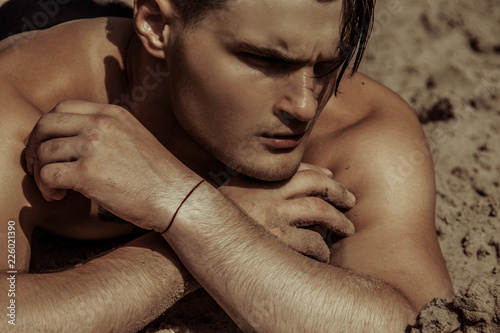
{"left": 167, "top": 0, "right": 343, "bottom": 181}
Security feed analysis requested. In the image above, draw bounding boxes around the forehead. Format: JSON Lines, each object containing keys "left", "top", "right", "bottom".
{"left": 200, "top": 0, "right": 343, "bottom": 61}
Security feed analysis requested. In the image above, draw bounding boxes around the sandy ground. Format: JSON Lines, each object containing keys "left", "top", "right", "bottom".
{"left": 21, "top": 0, "right": 500, "bottom": 331}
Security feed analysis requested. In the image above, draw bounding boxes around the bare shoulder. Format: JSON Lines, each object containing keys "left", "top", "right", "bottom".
{"left": 0, "top": 17, "right": 134, "bottom": 111}
{"left": 306, "top": 71, "right": 433, "bottom": 231}
{"left": 305, "top": 72, "right": 453, "bottom": 309}
{"left": 0, "top": 16, "right": 134, "bottom": 222}
{"left": 306, "top": 71, "right": 430, "bottom": 202}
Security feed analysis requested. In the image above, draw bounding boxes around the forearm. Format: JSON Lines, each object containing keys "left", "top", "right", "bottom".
{"left": 2, "top": 232, "right": 194, "bottom": 332}
{"left": 163, "top": 183, "right": 416, "bottom": 332}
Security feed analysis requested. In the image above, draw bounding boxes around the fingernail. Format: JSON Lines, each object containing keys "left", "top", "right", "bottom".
{"left": 320, "top": 167, "right": 333, "bottom": 177}
{"left": 348, "top": 191, "right": 356, "bottom": 204}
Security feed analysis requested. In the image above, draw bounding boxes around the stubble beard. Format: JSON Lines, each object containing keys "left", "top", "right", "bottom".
{"left": 204, "top": 134, "right": 305, "bottom": 182}
{"left": 168, "top": 34, "right": 303, "bottom": 183}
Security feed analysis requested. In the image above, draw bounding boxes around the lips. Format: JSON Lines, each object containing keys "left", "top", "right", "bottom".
{"left": 259, "top": 131, "right": 307, "bottom": 149}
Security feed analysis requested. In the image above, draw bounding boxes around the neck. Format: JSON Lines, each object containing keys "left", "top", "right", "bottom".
{"left": 123, "top": 36, "right": 227, "bottom": 181}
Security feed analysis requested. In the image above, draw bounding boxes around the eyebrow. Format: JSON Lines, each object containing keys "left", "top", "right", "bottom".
{"left": 235, "top": 41, "right": 342, "bottom": 65}
{"left": 235, "top": 41, "right": 309, "bottom": 64}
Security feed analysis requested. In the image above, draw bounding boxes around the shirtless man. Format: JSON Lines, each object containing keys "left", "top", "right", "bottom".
{"left": 0, "top": 0, "right": 453, "bottom": 331}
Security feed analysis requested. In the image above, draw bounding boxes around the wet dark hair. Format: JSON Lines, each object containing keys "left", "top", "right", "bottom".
{"left": 334, "top": 0, "right": 375, "bottom": 93}
{"left": 171, "top": 0, "right": 375, "bottom": 94}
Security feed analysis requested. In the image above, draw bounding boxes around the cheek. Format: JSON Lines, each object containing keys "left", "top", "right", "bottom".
{"left": 179, "top": 58, "right": 273, "bottom": 139}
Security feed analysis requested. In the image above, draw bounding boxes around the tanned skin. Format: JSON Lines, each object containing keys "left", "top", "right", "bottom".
{"left": 0, "top": 0, "right": 452, "bottom": 331}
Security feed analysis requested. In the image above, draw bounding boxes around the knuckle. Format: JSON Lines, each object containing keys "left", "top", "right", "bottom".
{"left": 87, "top": 116, "right": 114, "bottom": 137}
{"left": 36, "top": 142, "right": 46, "bottom": 158}
{"left": 76, "top": 159, "right": 98, "bottom": 184}
{"left": 75, "top": 139, "right": 93, "bottom": 156}
{"left": 39, "top": 164, "right": 62, "bottom": 186}
{"left": 86, "top": 129, "right": 102, "bottom": 143}
{"left": 89, "top": 114, "right": 112, "bottom": 127}
{"left": 310, "top": 196, "right": 328, "bottom": 209}
{"left": 34, "top": 113, "right": 62, "bottom": 133}
{"left": 307, "top": 196, "right": 330, "bottom": 213}
{"left": 77, "top": 159, "right": 91, "bottom": 177}
{"left": 107, "top": 104, "right": 128, "bottom": 116}
{"left": 40, "top": 140, "right": 63, "bottom": 156}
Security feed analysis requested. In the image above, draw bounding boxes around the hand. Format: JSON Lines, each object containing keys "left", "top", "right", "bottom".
{"left": 218, "top": 164, "right": 356, "bottom": 263}
{"left": 24, "top": 100, "right": 199, "bottom": 232}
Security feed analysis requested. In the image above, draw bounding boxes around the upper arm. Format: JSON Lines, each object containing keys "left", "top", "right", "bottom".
{"left": 0, "top": 88, "right": 43, "bottom": 272}
{"left": 324, "top": 81, "right": 452, "bottom": 310}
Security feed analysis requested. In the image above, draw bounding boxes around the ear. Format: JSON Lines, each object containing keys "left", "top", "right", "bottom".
{"left": 134, "top": 0, "right": 177, "bottom": 59}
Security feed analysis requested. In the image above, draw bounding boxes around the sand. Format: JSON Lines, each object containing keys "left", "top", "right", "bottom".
{"left": 18, "top": 0, "right": 500, "bottom": 331}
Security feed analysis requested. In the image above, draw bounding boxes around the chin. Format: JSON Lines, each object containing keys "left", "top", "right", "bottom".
{"left": 230, "top": 158, "right": 301, "bottom": 182}
{"left": 204, "top": 140, "right": 305, "bottom": 183}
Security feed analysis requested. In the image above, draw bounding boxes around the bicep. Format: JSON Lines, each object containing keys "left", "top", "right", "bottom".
{"left": 328, "top": 105, "right": 452, "bottom": 310}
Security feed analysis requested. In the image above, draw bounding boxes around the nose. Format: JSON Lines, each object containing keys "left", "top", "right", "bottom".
{"left": 273, "top": 70, "right": 319, "bottom": 122}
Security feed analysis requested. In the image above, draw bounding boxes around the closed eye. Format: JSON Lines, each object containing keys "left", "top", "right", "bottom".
{"left": 238, "top": 52, "right": 299, "bottom": 76}
{"left": 314, "top": 60, "right": 342, "bottom": 77}
{"left": 241, "top": 53, "right": 290, "bottom": 67}
{"left": 238, "top": 52, "right": 342, "bottom": 78}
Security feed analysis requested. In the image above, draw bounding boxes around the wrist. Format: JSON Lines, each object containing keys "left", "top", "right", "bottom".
{"left": 160, "top": 179, "right": 219, "bottom": 242}
{"left": 159, "top": 179, "right": 206, "bottom": 234}
{"left": 150, "top": 168, "right": 206, "bottom": 233}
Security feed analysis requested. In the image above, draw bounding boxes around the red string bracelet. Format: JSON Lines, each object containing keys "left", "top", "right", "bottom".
{"left": 161, "top": 179, "right": 206, "bottom": 235}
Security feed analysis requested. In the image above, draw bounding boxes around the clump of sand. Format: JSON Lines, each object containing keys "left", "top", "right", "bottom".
{"left": 409, "top": 271, "right": 500, "bottom": 332}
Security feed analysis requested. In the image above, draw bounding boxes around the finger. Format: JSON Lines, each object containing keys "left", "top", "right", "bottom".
{"left": 25, "top": 112, "right": 96, "bottom": 175}
{"left": 47, "top": 100, "right": 109, "bottom": 115}
{"left": 32, "top": 153, "right": 66, "bottom": 201}
{"left": 277, "top": 197, "right": 355, "bottom": 237}
{"left": 36, "top": 137, "right": 82, "bottom": 167}
{"left": 48, "top": 100, "right": 130, "bottom": 120}
{"left": 26, "top": 113, "right": 80, "bottom": 174}
{"left": 37, "top": 162, "right": 76, "bottom": 201}
{"left": 26, "top": 99, "right": 110, "bottom": 175}
{"left": 303, "top": 224, "right": 328, "bottom": 240}
{"left": 34, "top": 137, "right": 82, "bottom": 201}
{"left": 276, "top": 227, "right": 331, "bottom": 263}
{"left": 282, "top": 170, "right": 356, "bottom": 209}
{"left": 297, "top": 163, "right": 333, "bottom": 178}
